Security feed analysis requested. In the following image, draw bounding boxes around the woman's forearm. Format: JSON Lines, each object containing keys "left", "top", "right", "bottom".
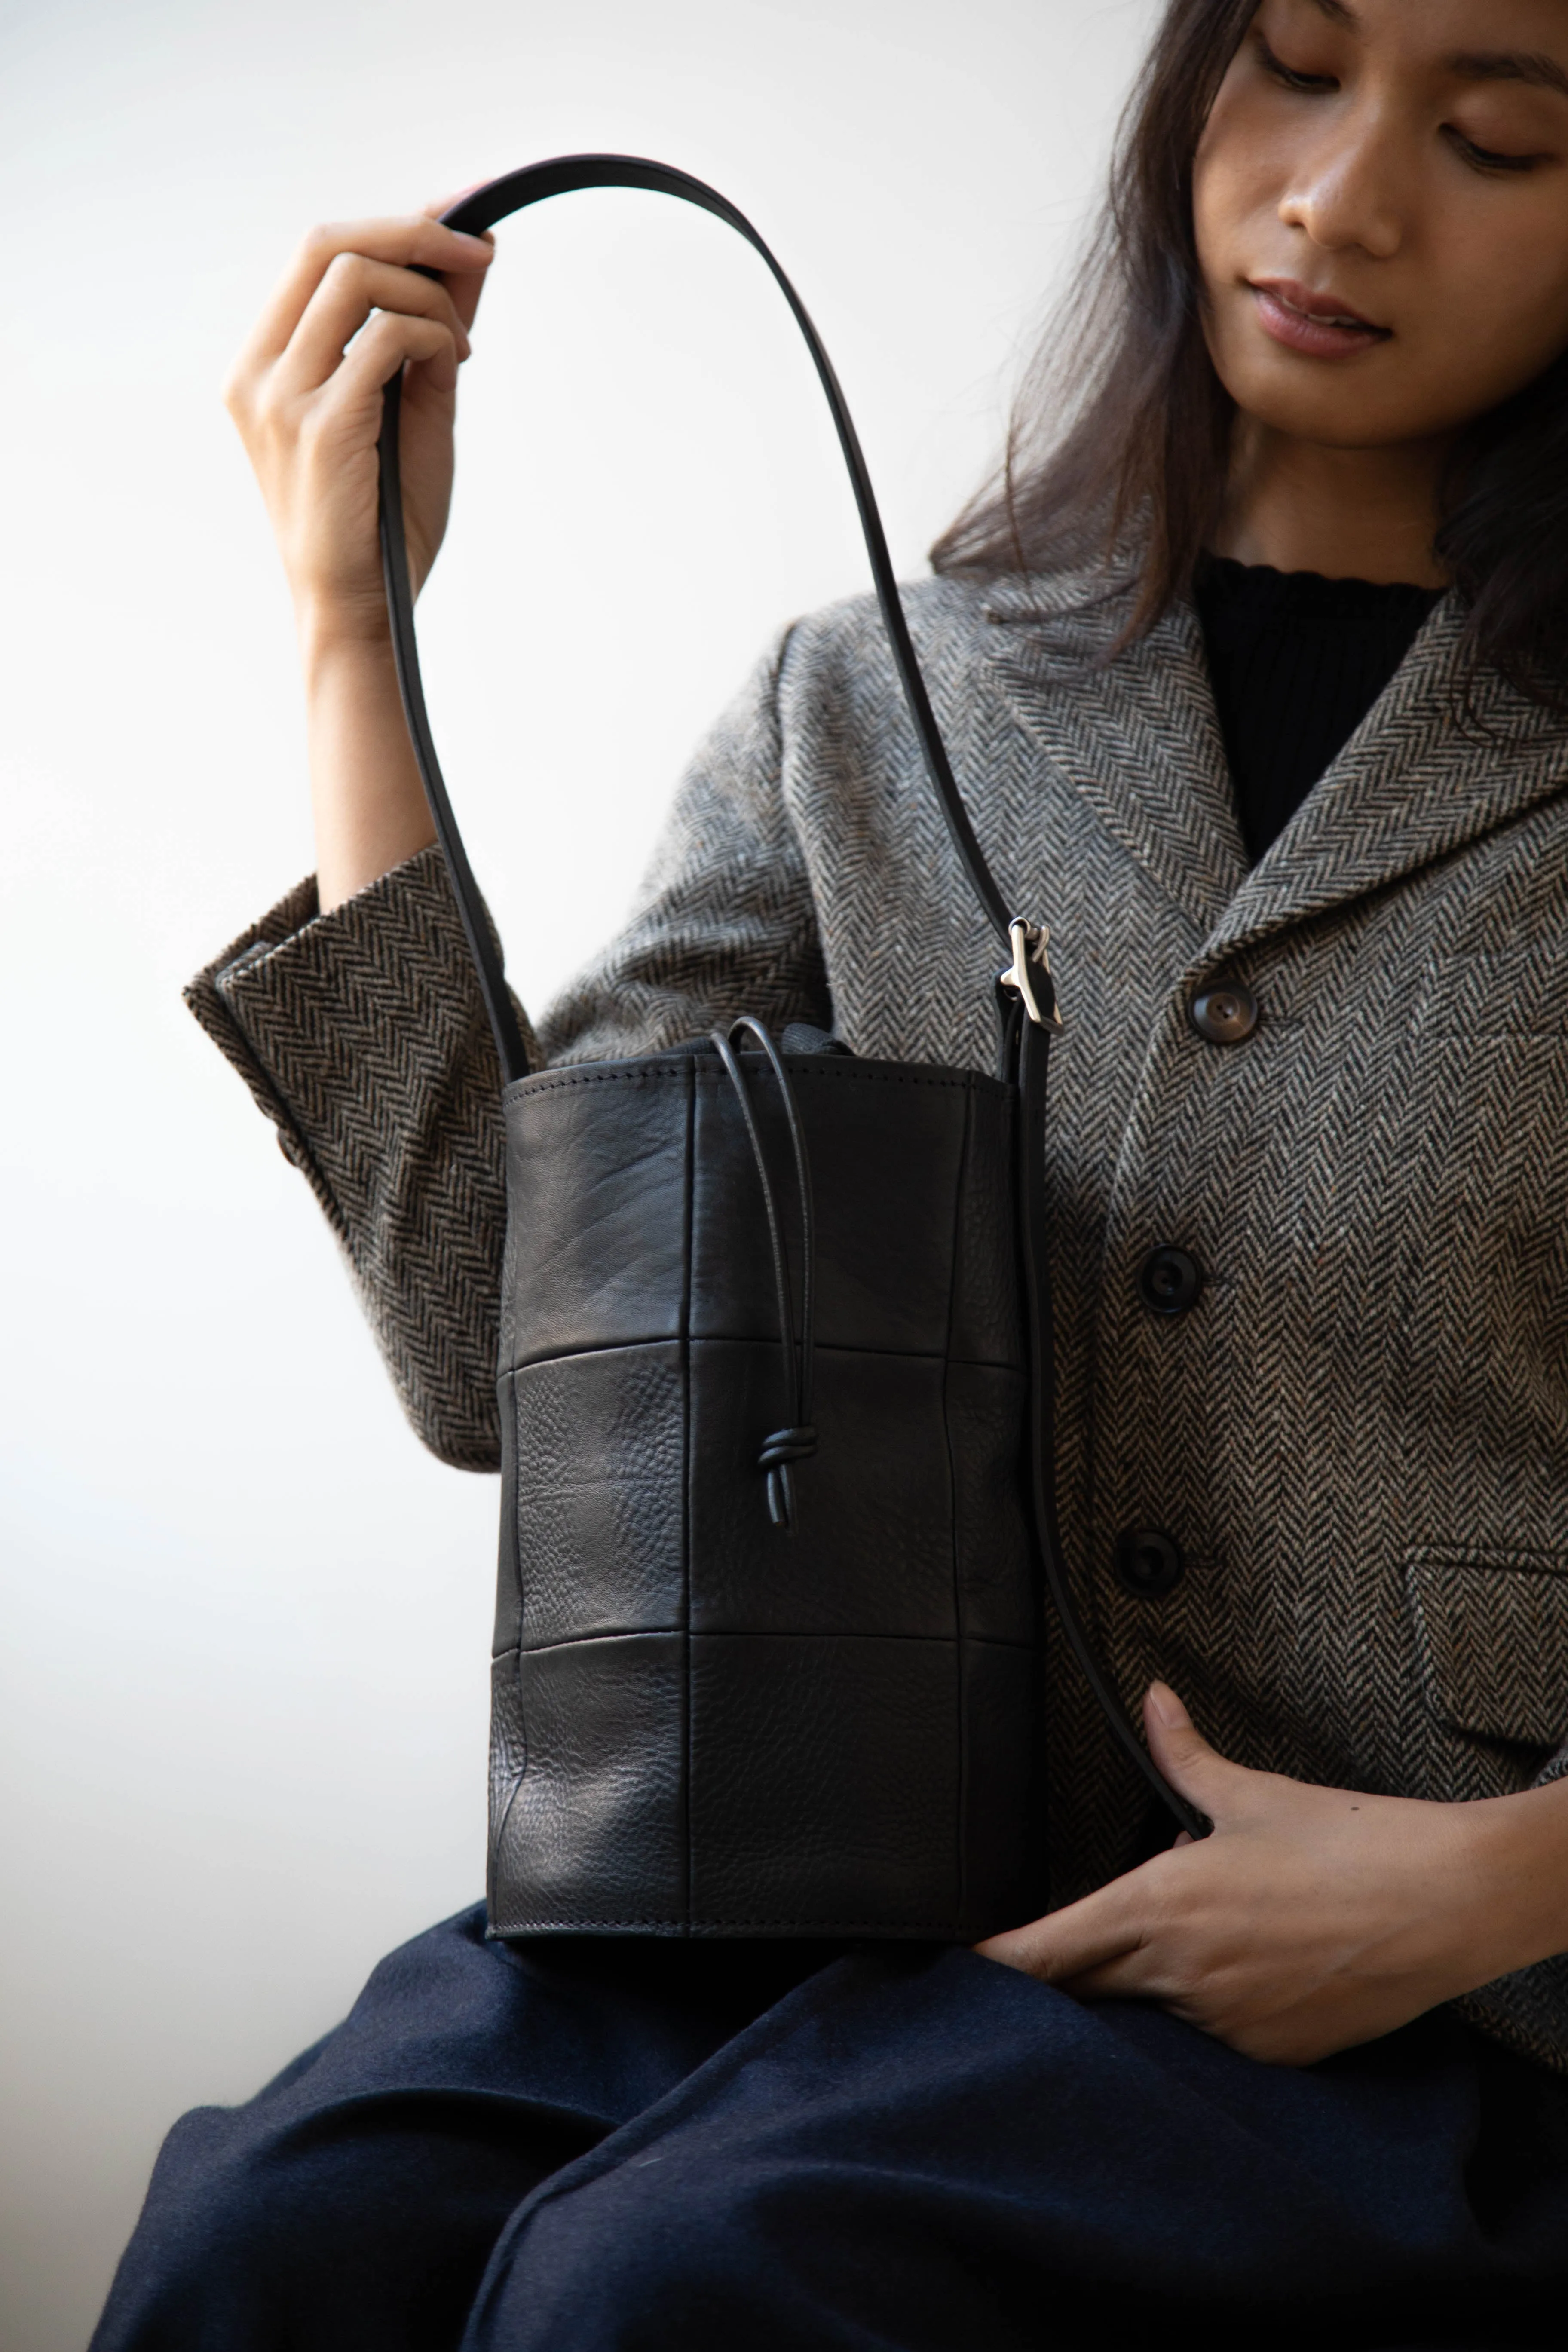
{"left": 300, "top": 606, "right": 435, "bottom": 913}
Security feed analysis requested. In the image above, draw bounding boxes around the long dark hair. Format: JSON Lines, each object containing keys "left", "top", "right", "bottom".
{"left": 931, "top": 0, "right": 1568, "bottom": 710}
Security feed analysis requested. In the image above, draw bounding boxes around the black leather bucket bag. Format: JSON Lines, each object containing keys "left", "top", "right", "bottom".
{"left": 377, "top": 157, "right": 1201, "bottom": 1943}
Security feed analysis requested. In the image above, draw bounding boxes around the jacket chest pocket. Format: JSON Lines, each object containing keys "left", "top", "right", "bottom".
{"left": 1406, "top": 1547, "right": 1568, "bottom": 1751}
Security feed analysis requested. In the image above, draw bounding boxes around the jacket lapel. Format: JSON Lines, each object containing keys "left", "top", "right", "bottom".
{"left": 984, "top": 574, "right": 1568, "bottom": 965}
{"left": 1200, "top": 597, "right": 1568, "bottom": 966}
{"left": 981, "top": 572, "right": 1247, "bottom": 938}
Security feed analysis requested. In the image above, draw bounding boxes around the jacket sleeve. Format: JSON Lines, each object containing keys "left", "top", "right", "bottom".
{"left": 184, "top": 631, "right": 830, "bottom": 1471}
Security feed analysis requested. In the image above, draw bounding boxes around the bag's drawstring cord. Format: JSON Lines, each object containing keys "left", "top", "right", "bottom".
{"left": 709, "top": 1020, "right": 817, "bottom": 1531}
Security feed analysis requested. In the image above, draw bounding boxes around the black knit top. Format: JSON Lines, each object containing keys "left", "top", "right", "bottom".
{"left": 1194, "top": 557, "right": 1443, "bottom": 863}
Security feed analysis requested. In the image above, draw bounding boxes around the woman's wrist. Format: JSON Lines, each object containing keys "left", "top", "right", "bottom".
{"left": 294, "top": 589, "right": 396, "bottom": 672}
{"left": 1443, "top": 1775, "right": 1568, "bottom": 1991}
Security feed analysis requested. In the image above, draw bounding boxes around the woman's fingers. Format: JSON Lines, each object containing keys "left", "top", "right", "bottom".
{"left": 279, "top": 254, "right": 471, "bottom": 395}
{"left": 419, "top": 198, "right": 495, "bottom": 334}
{"left": 1050, "top": 1947, "right": 1173, "bottom": 2002}
{"left": 243, "top": 215, "right": 493, "bottom": 371}
{"left": 326, "top": 308, "right": 463, "bottom": 411}
{"left": 444, "top": 247, "right": 494, "bottom": 336}
{"left": 975, "top": 1877, "right": 1148, "bottom": 1982}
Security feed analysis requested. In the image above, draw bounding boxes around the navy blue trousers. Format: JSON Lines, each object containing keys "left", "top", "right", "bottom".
{"left": 94, "top": 1905, "right": 1568, "bottom": 2350}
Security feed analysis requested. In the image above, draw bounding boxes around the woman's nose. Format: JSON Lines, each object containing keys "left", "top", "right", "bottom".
{"left": 1277, "top": 110, "right": 1406, "bottom": 258}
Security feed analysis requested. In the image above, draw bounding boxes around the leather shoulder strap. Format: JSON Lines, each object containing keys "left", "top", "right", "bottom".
{"left": 377, "top": 154, "right": 1012, "bottom": 1085}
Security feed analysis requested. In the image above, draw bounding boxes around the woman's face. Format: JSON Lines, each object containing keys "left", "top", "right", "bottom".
{"left": 1194, "top": 0, "right": 1568, "bottom": 450}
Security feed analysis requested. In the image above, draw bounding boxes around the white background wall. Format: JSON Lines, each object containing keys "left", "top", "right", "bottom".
{"left": 0, "top": 2, "right": 1155, "bottom": 2342}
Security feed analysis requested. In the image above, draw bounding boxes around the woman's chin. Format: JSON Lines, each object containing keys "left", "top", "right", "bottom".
{"left": 1213, "top": 346, "right": 1434, "bottom": 453}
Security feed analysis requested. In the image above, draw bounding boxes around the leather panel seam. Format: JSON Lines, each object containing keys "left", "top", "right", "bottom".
{"left": 514, "top": 1627, "right": 1036, "bottom": 1654}
{"left": 501, "top": 1335, "right": 1027, "bottom": 1376}
{"left": 505, "top": 1063, "right": 1008, "bottom": 1106}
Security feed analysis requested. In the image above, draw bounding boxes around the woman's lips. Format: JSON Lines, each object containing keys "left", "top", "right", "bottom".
{"left": 1249, "top": 278, "right": 1391, "bottom": 359}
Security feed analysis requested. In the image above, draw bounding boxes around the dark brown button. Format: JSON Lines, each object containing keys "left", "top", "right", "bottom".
{"left": 1190, "top": 982, "right": 1259, "bottom": 1044}
{"left": 1115, "top": 1528, "right": 1185, "bottom": 1599}
{"left": 1137, "top": 1246, "right": 1202, "bottom": 1317}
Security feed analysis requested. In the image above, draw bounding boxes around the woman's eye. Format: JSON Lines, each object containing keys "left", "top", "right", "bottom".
{"left": 1255, "top": 34, "right": 1337, "bottom": 94}
{"left": 1446, "top": 128, "right": 1543, "bottom": 176}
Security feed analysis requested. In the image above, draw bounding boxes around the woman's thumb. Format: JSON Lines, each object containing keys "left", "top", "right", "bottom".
{"left": 1143, "top": 1682, "right": 1227, "bottom": 1798}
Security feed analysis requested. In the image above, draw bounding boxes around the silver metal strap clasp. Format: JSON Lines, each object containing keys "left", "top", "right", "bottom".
{"left": 999, "top": 917, "right": 1063, "bottom": 1029}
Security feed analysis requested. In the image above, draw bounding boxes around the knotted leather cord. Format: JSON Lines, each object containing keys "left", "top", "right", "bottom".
{"left": 709, "top": 1019, "right": 817, "bottom": 1531}
{"left": 374, "top": 154, "right": 1203, "bottom": 1838}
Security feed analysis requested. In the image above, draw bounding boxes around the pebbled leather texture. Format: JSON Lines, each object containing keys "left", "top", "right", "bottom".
{"left": 487, "top": 1045, "right": 1040, "bottom": 1939}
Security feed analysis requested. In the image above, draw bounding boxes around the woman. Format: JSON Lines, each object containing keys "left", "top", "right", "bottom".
{"left": 95, "top": 1, "right": 1568, "bottom": 2345}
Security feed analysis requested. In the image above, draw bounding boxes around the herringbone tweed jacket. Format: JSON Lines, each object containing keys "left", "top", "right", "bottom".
{"left": 190, "top": 562, "right": 1568, "bottom": 2073}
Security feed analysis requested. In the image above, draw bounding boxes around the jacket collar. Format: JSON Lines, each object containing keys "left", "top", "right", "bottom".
{"left": 981, "top": 569, "right": 1568, "bottom": 967}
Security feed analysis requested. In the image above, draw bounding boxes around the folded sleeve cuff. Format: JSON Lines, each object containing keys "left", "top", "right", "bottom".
{"left": 184, "top": 845, "right": 527, "bottom": 1470}
{"left": 185, "top": 867, "right": 333, "bottom": 1200}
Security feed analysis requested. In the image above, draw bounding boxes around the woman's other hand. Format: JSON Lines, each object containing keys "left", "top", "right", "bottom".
{"left": 222, "top": 207, "right": 493, "bottom": 910}
{"left": 224, "top": 208, "right": 493, "bottom": 634}
{"left": 977, "top": 1683, "right": 1568, "bottom": 2067}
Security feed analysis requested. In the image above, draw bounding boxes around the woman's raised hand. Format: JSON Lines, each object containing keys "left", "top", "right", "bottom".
{"left": 224, "top": 208, "right": 494, "bottom": 911}
{"left": 224, "top": 208, "right": 494, "bottom": 636}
